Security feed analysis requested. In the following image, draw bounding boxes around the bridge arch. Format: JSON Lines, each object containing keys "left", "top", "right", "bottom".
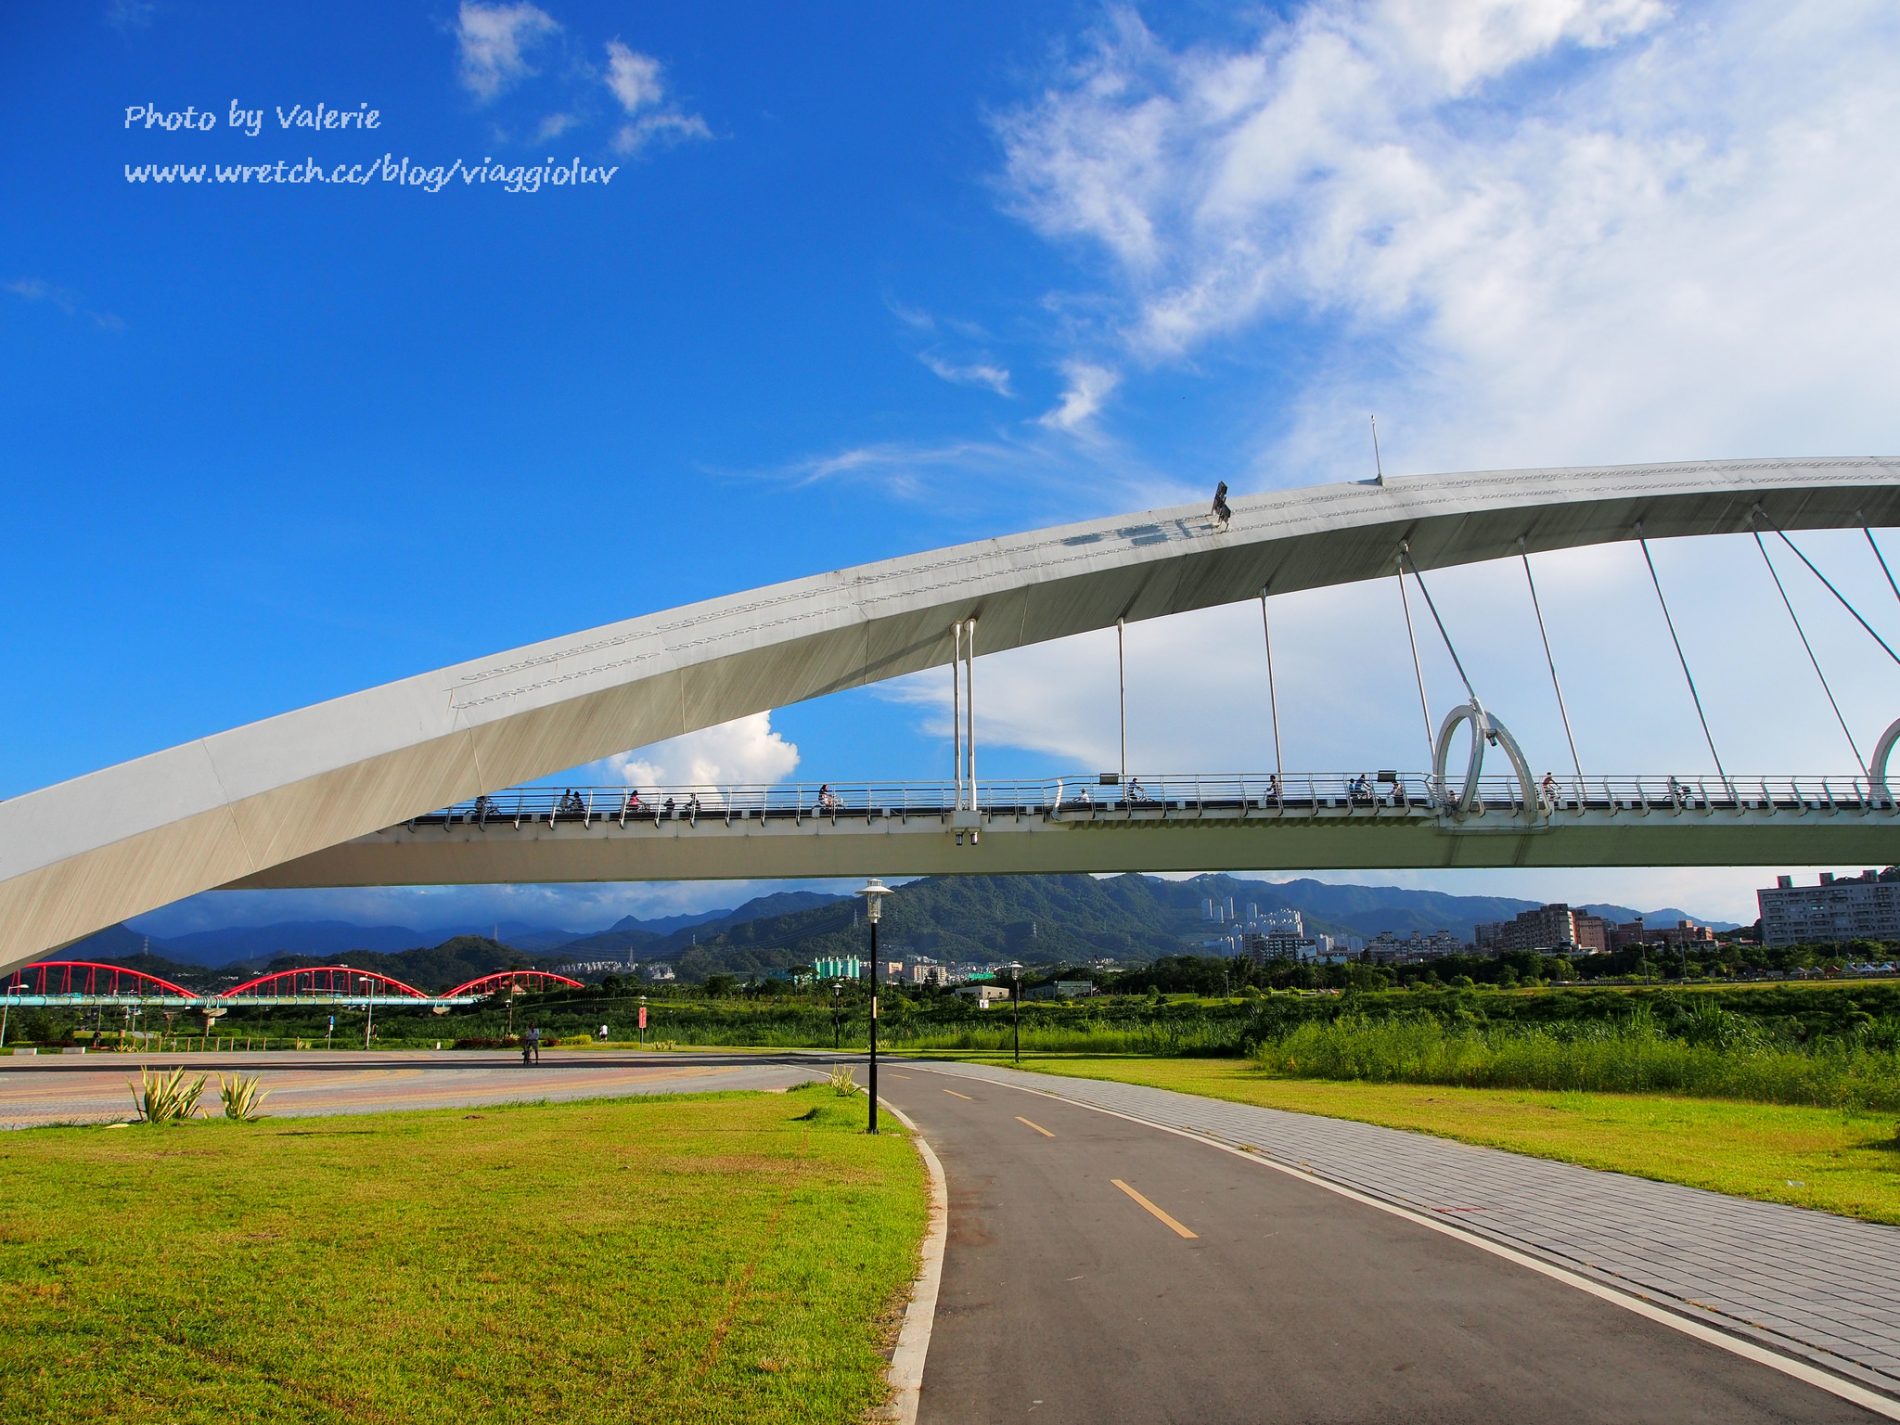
{"left": 218, "top": 967, "right": 430, "bottom": 1000}
{"left": 2, "top": 456, "right": 1895, "bottom": 974}
{"left": 4, "top": 960, "right": 197, "bottom": 998}
{"left": 444, "top": 970, "right": 586, "bottom": 998}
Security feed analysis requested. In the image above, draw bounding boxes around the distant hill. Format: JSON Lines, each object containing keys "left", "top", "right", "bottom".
{"left": 644, "top": 873, "right": 1741, "bottom": 980}
{"left": 152, "top": 921, "right": 445, "bottom": 967}
{"left": 47, "top": 878, "right": 1736, "bottom": 983}
{"left": 558, "top": 890, "right": 846, "bottom": 959}
{"left": 1581, "top": 903, "right": 1739, "bottom": 932}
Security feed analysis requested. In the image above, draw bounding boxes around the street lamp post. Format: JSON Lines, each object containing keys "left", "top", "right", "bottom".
{"left": 857, "top": 879, "right": 892, "bottom": 1134}
{"left": 831, "top": 980, "right": 841, "bottom": 1051}
{"left": 1009, "top": 962, "right": 1022, "bottom": 1064}
{"left": 0, "top": 985, "right": 20, "bottom": 1051}
{"left": 363, "top": 977, "right": 375, "bottom": 1049}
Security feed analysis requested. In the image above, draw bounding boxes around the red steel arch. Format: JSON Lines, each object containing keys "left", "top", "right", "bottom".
{"left": 444, "top": 970, "right": 584, "bottom": 998}
{"left": 218, "top": 966, "right": 430, "bottom": 999}
{"left": 3, "top": 960, "right": 197, "bottom": 998}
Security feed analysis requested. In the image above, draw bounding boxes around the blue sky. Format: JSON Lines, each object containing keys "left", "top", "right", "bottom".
{"left": 5, "top": 0, "right": 1898, "bottom": 932}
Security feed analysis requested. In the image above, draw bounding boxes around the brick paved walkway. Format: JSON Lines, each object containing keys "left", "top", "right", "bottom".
{"left": 911, "top": 1059, "right": 1900, "bottom": 1397}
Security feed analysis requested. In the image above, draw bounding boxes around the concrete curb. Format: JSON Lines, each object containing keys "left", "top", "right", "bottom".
{"left": 879, "top": 1097, "right": 947, "bottom": 1425}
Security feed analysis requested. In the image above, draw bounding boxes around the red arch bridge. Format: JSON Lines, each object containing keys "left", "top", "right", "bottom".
{"left": 0, "top": 961, "right": 585, "bottom": 1010}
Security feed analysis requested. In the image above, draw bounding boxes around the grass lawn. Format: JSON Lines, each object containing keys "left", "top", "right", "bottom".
{"left": 0, "top": 1087, "right": 925, "bottom": 1425}
{"left": 932, "top": 1054, "right": 1900, "bottom": 1226}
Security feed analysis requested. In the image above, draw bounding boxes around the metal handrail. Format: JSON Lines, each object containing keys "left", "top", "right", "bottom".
{"left": 404, "top": 771, "right": 1897, "bottom": 828}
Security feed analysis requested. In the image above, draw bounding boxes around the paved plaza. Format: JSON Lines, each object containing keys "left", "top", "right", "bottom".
{"left": 0, "top": 1049, "right": 815, "bottom": 1126}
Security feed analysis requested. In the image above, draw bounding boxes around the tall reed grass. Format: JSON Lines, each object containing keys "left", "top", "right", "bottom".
{"left": 1251, "top": 1012, "right": 1900, "bottom": 1110}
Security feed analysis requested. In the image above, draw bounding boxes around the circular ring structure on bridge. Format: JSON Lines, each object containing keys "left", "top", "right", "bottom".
{"left": 1432, "top": 701, "right": 1538, "bottom": 821}
{"left": 2, "top": 456, "right": 1897, "bottom": 975}
{"left": 1872, "top": 717, "right": 1900, "bottom": 805}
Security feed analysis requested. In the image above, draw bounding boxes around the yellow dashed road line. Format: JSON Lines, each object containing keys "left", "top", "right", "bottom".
{"left": 1112, "top": 1178, "right": 1198, "bottom": 1239}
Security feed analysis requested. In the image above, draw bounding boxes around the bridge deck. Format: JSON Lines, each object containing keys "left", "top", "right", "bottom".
{"left": 230, "top": 774, "right": 1900, "bottom": 886}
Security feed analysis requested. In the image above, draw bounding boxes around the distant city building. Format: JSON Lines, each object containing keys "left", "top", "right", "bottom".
{"left": 1025, "top": 980, "right": 1098, "bottom": 1000}
{"left": 1604, "top": 919, "right": 1716, "bottom": 954}
{"left": 954, "top": 984, "right": 1011, "bottom": 1007}
{"left": 553, "top": 959, "right": 632, "bottom": 976}
{"left": 641, "top": 963, "right": 676, "bottom": 982}
{"left": 811, "top": 955, "right": 863, "bottom": 981}
{"left": 1759, "top": 870, "right": 1900, "bottom": 947}
{"left": 1260, "top": 909, "right": 1304, "bottom": 937}
{"left": 1363, "top": 930, "right": 1467, "bottom": 964}
{"left": 1475, "top": 904, "right": 1605, "bottom": 955}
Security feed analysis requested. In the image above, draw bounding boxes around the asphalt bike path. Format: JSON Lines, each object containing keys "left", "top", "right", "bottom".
{"left": 877, "top": 1063, "right": 1881, "bottom": 1425}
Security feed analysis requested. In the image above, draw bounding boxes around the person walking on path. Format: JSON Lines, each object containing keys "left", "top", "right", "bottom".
{"left": 519, "top": 1035, "right": 533, "bottom": 1067}
{"left": 528, "top": 1025, "right": 541, "bottom": 1063}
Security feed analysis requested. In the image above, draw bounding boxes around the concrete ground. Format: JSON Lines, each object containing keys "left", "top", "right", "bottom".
{"left": 0, "top": 1048, "right": 813, "bottom": 1125}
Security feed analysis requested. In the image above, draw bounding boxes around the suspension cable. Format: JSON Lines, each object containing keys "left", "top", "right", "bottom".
{"left": 1864, "top": 517, "right": 1900, "bottom": 610}
{"left": 1637, "top": 523, "right": 1731, "bottom": 794}
{"left": 1753, "top": 509, "right": 1900, "bottom": 666}
{"left": 1395, "top": 558, "right": 1436, "bottom": 769}
{"left": 965, "top": 616, "right": 977, "bottom": 800}
{"left": 1754, "top": 532, "right": 1867, "bottom": 780}
{"left": 1258, "top": 586, "right": 1284, "bottom": 792}
{"left": 952, "top": 621, "right": 963, "bottom": 810}
{"left": 1399, "top": 543, "right": 1478, "bottom": 705}
{"left": 1519, "top": 539, "right": 1585, "bottom": 789}
{"left": 1117, "top": 616, "right": 1128, "bottom": 784}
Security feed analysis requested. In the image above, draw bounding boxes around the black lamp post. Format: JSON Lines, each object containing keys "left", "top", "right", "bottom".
{"left": 858, "top": 879, "right": 891, "bottom": 1133}
{"left": 831, "top": 980, "right": 841, "bottom": 1051}
{"left": 1009, "top": 961, "right": 1022, "bottom": 1063}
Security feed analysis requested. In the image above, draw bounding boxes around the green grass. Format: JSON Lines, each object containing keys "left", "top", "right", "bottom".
{"left": 931, "top": 1053, "right": 1900, "bottom": 1226}
{"left": 0, "top": 1088, "right": 926, "bottom": 1425}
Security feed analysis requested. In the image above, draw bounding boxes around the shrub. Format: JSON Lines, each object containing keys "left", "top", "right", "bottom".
{"left": 217, "top": 1072, "right": 270, "bottom": 1122}
{"left": 130, "top": 1066, "right": 207, "bottom": 1124}
{"left": 827, "top": 1064, "right": 860, "bottom": 1096}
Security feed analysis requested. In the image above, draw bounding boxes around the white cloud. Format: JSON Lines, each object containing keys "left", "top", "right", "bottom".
{"left": 993, "top": 0, "right": 1900, "bottom": 473}
{"left": 456, "top": 1, "right": 560, "bottom": 103}
{"left": 921, "top": 352, "right": 1014, "bottom": 397}
{"left": 533, "top": 111, "right": 578, "bottom": 142}
{"left": 971, "top": 0, "right": 1900, "bottom": 915}
{"left": 593, "top": 713, "right": 800, "bottom": 794}
{"left": 614, "top": 111, "right": 714, "bottom": 155}
{"left": 105, "top": 0, "right": 155, "bottom": 34}
{"left": 1039, "top": 360, "right": 1119, "bottom": 431}
{"left": 7, "top": 278, "right": 123, "bottom": 331}
{"left": 602, "top": 38, "right": 710, "bottom": 154}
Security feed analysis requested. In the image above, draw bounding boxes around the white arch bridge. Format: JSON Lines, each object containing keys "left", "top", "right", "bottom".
{"left": 3, "top": 456, "right": 1898, "bottom": 975}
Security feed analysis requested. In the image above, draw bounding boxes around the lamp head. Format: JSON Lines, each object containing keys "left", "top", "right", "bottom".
{"left": 857, "top": 878, "right": 893, "bottom": 924}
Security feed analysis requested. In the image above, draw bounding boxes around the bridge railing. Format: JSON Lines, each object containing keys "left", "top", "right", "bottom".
{"left": 401, "top": 772, "right": 1896, "bottom": 830}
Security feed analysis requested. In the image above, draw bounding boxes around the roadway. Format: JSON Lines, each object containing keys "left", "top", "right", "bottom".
{"left": 877, "top": 1062, "right": 1883, "bottom": 1424}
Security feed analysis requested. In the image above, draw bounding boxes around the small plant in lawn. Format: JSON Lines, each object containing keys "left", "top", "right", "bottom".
{"left": 218, "top": 1072, "right": 270, "bottom": 1121}
{"left": 130, "top": 1066, "right": 207, "bottom": 1123}
{"left": 828, "top": 1064, "right": 860, "bottom": 1097}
